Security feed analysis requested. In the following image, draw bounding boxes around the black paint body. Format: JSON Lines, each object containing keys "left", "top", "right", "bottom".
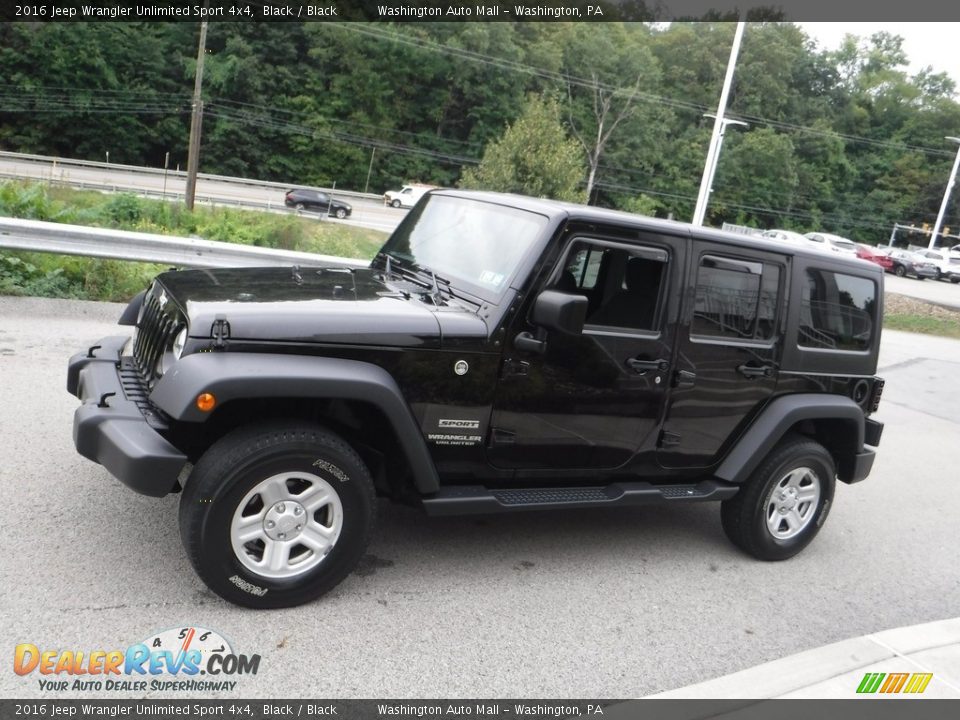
{"left": 69, "top": 190, "right": 886, "bottom": 503}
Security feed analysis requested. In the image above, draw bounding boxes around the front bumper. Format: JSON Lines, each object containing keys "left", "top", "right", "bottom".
{"left": 68, "top": 336, "right": 186, "bottom": 497}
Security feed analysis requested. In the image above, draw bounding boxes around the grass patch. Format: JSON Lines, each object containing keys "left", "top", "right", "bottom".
{"left": 883, "top": 314, "right": 960, "bottom": 339}
{"left": 883, "top": 292, "right": 960, "bottom": 339}
{"left": 0, "top": 180, "right": 386, "bottom": 301}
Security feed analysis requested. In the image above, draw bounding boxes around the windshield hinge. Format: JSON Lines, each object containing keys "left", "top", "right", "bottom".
{"left": 211, "top": 315, "right": 231, "bottom": 350}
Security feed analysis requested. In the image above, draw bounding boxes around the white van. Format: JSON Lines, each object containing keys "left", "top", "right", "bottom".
{"left": 383, "top": 184, "right": 437, "bottom": 209}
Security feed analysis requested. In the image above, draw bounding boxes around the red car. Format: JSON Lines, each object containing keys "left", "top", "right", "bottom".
{"left": 856, "top": 244, "right": 893, "bottom": 270}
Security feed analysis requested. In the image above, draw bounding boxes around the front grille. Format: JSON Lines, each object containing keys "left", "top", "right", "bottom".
{"left": 132, "top": 287, "right": 182, "bottom": 387}
{"left": 118, "top": 357, "right": 170, "bottom": 429}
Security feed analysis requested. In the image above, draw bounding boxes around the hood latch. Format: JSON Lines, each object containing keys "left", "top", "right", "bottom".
{"left": 211, "top": 315, "right": 231, "bottom": 350}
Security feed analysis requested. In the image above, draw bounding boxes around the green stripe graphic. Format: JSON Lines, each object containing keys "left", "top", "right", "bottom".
{"left": 856, "top": 672, "right": 885, "bottom": 693}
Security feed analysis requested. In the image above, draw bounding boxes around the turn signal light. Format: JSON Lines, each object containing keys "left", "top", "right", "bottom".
{"left": 196, "top": 393, "right": 217, "bottom": 412}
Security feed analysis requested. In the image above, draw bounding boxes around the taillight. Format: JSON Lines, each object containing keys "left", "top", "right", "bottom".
{"left": 869, "top": 378, "right": 885, "bottom": 413}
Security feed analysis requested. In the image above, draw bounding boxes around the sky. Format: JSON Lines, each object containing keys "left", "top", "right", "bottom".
{"left": 798, "top": 23, "right": 960, "bottom": 90}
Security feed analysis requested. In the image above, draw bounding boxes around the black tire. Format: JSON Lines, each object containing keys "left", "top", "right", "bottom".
{"left": 179, "top": 422, "right": 375, "bottom": 608}
{"left": 391, "top": 199, "right": 401, "bottom": 208}
{"left": 894, "top": 265, "right": 906, "bottom": 277}
{"left": 335, "top": 208, "right": 347, "bottom": 219}
{"left": 917, "top": 276, "right": 926, "bottom": 281}
{"left": 720, "top": 435, "right": 836, "bottom": 561}
{"left": 951, "top": 277, "right": 960, "bottom": 284}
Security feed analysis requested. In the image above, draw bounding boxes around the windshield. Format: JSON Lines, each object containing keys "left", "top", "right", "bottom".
{"left": 379, "top": 194, "right": 549, "bottom": 301}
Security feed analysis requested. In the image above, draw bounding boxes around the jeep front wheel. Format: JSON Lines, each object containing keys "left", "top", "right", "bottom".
{"left": 720, "top": 436, "right": 835, "bottom": 561}
{"left": 179, "top": 423, "right": 375, "bottom": 608}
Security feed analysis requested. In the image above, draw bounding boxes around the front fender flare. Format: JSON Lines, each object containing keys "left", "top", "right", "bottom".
{"left": 150, "top": 353, "right": 440, "bottom": 493}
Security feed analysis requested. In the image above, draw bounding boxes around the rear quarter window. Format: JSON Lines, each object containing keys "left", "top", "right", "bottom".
{"left": 798, "top": 269, "right": 876, "bottom": 352}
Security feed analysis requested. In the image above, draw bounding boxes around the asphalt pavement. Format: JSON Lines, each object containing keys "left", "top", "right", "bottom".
{"left": 0, "top": 296, "right": 958, "bottom": 699}
{"left": 884, "top": 273, "right": 960, "bottom": 309}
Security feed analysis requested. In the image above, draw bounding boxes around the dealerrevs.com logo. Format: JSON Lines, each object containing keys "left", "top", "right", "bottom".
{"left": 13, "top": 627, "right": 260, "bottom": 692}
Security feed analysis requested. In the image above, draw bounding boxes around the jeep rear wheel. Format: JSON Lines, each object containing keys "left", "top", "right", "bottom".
{"left": 179, "top": 422, "right": 375, "bottom": 608}
{"left": 720, "top": 435, "right": 835, "bottom": 561}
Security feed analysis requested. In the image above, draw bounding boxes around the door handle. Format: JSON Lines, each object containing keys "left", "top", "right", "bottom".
{"left": 626, "top": 358, "right": 669, "bottom": 374}
{"left": 737, "top": 363, "right": 774, "bottom": 379}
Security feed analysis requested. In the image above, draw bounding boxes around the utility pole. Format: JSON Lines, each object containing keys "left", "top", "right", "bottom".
{"left": 692, "top": 20, "right": 746, "bottom": 227}
{"left": 185, "top": 19, "right": 209, "bottom": 211}
{"left": 364, "top": 147, "right": 377, "bottom": 195}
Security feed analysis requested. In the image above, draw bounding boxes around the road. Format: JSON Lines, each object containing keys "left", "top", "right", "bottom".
{"left": 1, "top": 295, "right": 958, "bottom": 699}
{"left": 0, "top": 153, "right": 406, "bottom": 235}
{"left": 884, "top": 272, "right": 960, "bottom": 309}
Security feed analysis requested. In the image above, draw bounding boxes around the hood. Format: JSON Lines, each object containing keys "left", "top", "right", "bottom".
{"left": 156, "top": 266, "right": 488, "bottom": 349}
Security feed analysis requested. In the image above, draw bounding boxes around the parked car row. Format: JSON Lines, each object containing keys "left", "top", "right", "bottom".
{"left": 761, "top": 229, "right": 858, "bottom": 258}
{"left": 760, "top": 227, "right": 960, "bottom": 283}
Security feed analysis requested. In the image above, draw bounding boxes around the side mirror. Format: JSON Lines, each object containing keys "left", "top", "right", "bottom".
{"left": 532, "top": 289, "right": 588, "bottom": 335}
{"left": 513, "top": 290, "right": 588, "bottom": 354}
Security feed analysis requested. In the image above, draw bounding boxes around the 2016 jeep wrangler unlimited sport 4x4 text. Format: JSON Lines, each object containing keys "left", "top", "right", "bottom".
{"left": 68, "top": 190, "right": 885, "bottom": 608}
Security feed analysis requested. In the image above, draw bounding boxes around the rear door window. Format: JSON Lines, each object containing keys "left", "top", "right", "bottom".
{"left": 691, "top": 255, "right": 781, "bottom": 342}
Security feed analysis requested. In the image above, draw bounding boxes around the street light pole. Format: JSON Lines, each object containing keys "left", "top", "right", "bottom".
{"left": 703, "top": 113, "right": 748, "bottom": 208}
{"left": 928, "top": 136, "right": 960, "bottom": 250}
{"left": 692, "top": 20, "right": 746, "bottom": 226}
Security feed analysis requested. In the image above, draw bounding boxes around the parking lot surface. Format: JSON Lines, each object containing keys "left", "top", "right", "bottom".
{"left": 1, "top": 295, "right": 958, "bottom": 698}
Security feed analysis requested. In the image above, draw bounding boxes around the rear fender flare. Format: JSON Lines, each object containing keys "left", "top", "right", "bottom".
{"left": 715, "top": 394, "right": 865, "bottom": 484}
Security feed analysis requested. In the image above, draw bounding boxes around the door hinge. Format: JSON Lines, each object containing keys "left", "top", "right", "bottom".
{"left": 501, "top": 358, "right": 530, "bottom": 377}
{"left": 658, "top": 430, "right": 682, "bottom": 448}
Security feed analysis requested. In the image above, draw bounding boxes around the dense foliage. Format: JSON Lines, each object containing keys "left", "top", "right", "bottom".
{"left": 1, "top": 21, "right": 959, "bottom": 243}
{"left": 0, "top": 181, "right": 385, "bottom": 300}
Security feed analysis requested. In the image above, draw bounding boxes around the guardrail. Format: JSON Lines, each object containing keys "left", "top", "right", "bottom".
{"left": 0, "top": 150, "right": 384, "bottom": 203}
{"left": 0, "top": 216, "right": 368, "bottom": 270}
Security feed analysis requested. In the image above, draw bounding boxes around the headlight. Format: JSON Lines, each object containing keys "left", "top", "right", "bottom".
{"left": 172, "top": 327, "right": 188, "bottom": 360}
{"left": 158, "top": 327, "right": 188, "bottom": 378}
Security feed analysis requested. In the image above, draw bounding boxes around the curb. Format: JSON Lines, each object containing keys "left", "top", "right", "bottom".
{"left": 648, "top": 617, "right": 960, "bottom": 699}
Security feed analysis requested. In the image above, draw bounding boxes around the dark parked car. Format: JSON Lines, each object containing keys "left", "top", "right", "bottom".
{"left": 885, "top": 249, "right": 937, "bottom": 280}
{"left": 284, "top": 189, "right": 352, "bottom": 219}
{"left": 68, "top": 190, "right": 885, "bottom": 608}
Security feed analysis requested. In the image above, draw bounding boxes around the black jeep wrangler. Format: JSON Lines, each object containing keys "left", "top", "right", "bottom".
{"left": 68, "top": 190, "right": 885, "bottom": 608}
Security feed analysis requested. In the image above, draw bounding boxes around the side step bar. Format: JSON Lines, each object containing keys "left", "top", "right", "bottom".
{"left": 421, "top": 480, "right": 738, "bottom": 517}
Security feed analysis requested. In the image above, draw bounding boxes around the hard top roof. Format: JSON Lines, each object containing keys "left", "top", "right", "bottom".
{"left": 431, "top": 189, "right": 882, "bottom": 274}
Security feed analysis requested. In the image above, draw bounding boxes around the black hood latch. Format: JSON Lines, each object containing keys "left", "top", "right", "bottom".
{"left": 211, "top": 315, "right": 231, "bottom": 350}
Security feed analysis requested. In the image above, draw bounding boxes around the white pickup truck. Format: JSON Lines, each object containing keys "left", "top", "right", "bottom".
{"left": 383, "top": 184, "right": 437, "bottom": 209}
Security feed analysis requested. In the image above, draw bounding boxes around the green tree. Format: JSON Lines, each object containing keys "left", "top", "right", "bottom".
{"left": 460, "top": 95, "right": 586, "bottom": 202}
{"left": 560, "top": 23, "right": 663, "bottom": 202}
